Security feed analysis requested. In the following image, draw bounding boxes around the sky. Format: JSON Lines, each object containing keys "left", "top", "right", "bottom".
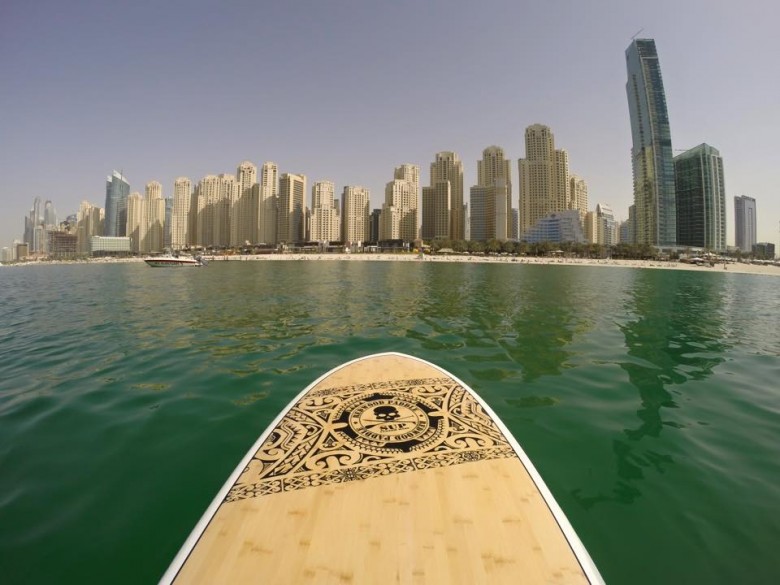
{"left": 2, "top": 0, "right": 778, "bottom": 250}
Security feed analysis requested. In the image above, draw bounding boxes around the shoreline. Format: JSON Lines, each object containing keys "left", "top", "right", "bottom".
{"left": 4, "top": 253, "right": 780, "bottom": 276}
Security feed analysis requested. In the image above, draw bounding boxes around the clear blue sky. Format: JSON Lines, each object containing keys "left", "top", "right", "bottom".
{"left": 2, "top": 0, "right": 778, "bottom": 249}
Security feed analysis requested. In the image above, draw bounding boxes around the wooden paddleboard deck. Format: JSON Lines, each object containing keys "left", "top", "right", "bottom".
{"left": 161, "top": 352, "right": 603, "bottom": 584}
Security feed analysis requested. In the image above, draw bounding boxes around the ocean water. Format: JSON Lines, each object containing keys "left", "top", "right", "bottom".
{"left": 1, "top": 260, "right": 778, "bottom": 584}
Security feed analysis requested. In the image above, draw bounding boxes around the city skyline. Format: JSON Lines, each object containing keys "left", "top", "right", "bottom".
{"left": 2, "top": 1, "right": 779, "bottom": 250}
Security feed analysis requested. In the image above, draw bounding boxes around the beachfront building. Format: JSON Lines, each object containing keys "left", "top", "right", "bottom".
{"left": 734, "top": 195, "right": 757, "bottom": 253}
{"left": 310, "top": 180, "right": 341, "bottom": 242}
{"left": 48, "top": 231, "right": 77, "bottom": 258}
{"left": 518, "top": 125, "right": 571, "bottom": 239}
{"left": 277, "top": 173, "right": 307, "bottom": 244}
{"left": 342, "top": 186, "right": 370, "bottom": 246}
{"left": 523, "top": 210, "right": 586, "bottom": 244}
{"left": 171, "top": 177, "right": 192, "bottom": 250}
{"left": 584, "top": 211, "right": 598, "bottom": 244}
{"left": 24, "top": 197, "right": 46, "bottom": 254}
{"left": 23, "top": 197, "right": 58, "bottom": 255}
{"left": 380, "top": 164, "right": 419, "bottom": 243}
{"left": 674, "top": 144, "right": 726, "bottom": 251}
{"left": 752, "top": 242, "right": 775, "bottom": 260}
{"left": 596, "top": 203, "right": 618, "bottom": 246}
{"left": 569, "top": 174, "right": 588, "bottom": 225}
{"left": 146, "top": 181, "right": 165, "bottom": 253}
{"left": 193, "top": 174, "right": 238, "bottom": 248}
{"left": 425, "top": 151, "right": 464, "bottom": 240}
{"left": 76, "top": 201, "right": 103, "bottom": 255}
{"left": 126, "top": 192, "right": 146, "bottom": 253}
{"left": 421, "top": 182, "right": 451, "bottom": 241}
{"left": 258, "top": 162, "right": 279, "bottom": 245}
{"left": 104, "top": 170, "right": 130, "bottom": 237}
{"left": 470, "top": 146, "right": 511, "bottom": 241}
{"left": 626, "top": 38, "right": 676, "bottom": 247}
{"left": 90, "top": 236, "right": 131, "bottom": 256}
{"left": 233, "top": 161, "right": 258, "bottom": 246}
{"left": 369, "top": 209, "right": 381, "bottom": 243}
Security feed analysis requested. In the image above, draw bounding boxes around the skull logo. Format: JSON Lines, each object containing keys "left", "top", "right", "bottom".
{"left": 373, "top": 405, "right": 401, "bottom": 422}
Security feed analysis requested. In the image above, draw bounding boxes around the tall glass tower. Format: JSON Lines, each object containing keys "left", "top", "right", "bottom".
{"left": 674, "top": 144, "right": 726, "bottom": 251}
{"left": 104, "top": 170, "right": 130, "bottom": 237}
{"left": 734, "top": 195, "right": 757, "bottom": 252}
{"left": 626, "top": 38, "right": 676, "bottom": 247}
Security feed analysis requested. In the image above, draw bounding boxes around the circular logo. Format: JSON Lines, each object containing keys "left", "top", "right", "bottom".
{"left": 333, "top": 392, "right": 445, "bottom": 454}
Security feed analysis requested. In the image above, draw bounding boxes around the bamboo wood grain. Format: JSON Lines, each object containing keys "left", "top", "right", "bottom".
{"left": 169, "top": 354, "right": 594, "bottom": 584}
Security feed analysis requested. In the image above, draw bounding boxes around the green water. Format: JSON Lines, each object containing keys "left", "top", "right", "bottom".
{"left": 1, "top": 261, "right": 778, "bottom": 584}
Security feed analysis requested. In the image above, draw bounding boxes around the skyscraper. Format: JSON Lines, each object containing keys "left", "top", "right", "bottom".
{"left": 104, "top": 170, "right": 130, "bottom": 237}
{"left": 674, "top": 144, "right": 726, "bottom": 251}
{"left": 171, "top": 177, "right": 192, "bottom": 250}
{"left": 24, "top": 197, "right": 44, "bottom": 253}
{"left": 470, "top": 146, "right": 511, "bottom": 241}
{"left": 259, "top": 162, "right": 278, "bottom": 245}
{"left": 341, "top": 186, "right": 370, "bottom": 245}
{"left": 427, "top": 152, "right": 464, "bottom": 240}
{"left": 277, "top": 173, "right": 306, "bottom": 244}
{"left": 43, "top": 200, "right": 58, "bottom": 230}
{"left": 310, "top": 180, "right": 340, "bottom": 242}
{"left": 235, "top": 161, "right": 258, "bottom": 246}
{"left": 569, "top": 175, "right": 588, "bottom": 225}
{"left": 626, "top": 38, "right": 676, "bottom": 247}
{"left": 734, "top": 195, "right": 757, "bottom": 252}
{"left": 380, "top": 164, "right": 419, "bottom": 242}
{"left": 146, "top": 181, "right": 165, "bottom": 253}
{"left": 76, "top": 201, "right": 103, "bottom": 255}
{"left": 518, "top": 125, "right": 571, "bottom": 237}
{"left": 126, "top": 192, "right": 145, "bottom": 253}
{"left": 194, "top": 174, "right": 237, "bottom": 247}
{"left": 421, "top": 181, "right": 451, "bottom": 240}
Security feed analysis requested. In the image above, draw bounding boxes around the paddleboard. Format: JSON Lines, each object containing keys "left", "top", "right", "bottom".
{"left": 161, "top": 352, "right": 603, "bottom": 584}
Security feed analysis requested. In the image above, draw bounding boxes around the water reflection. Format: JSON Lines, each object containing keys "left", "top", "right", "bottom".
{"left": 620, "top": 271, "right": 729, "bottom": 440}
{"left": 575, "top": 270, "right": 730, "bottom": 508}
{"left": 503, "top": 267, "right": 590, "bottom": 381}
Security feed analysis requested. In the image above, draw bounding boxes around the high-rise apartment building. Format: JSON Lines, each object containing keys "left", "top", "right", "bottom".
{"left": 277, "top": 173, "right": 306, "bottom": 244}
{"left": 146, "top": 181, "right": 165, "bottom": 253}
{"left": 43, "top": 200, "right": 58, "bottom": 230}
{"left": 310, "top": 180, "right": 340, "bottom": 242}
{"left": 126, "top": 192, "right": 146, "bottom": 253}
{"left": 24, "top": 197, "right": 45, "bottom": 253}
{"left": 235, "top": 161, "right": 258, "bottom": 246}
{"left": 341, "top": 186, "right": 370, "bottom": 245}
{"left": 674, "top": 144, "right": 726, "bottom": 251}
{"left": 426, "top": 152, "right": 464, "bottom": 240}
{"left": 380, "top": 164, "right": 419, "bottom": 242}
{"left": 194, "top": 174, "right": 237, "bottom": 247}
{"left": 569, "top": 175, "right": 588, "bottom": 225}
{"left": 259, "top": 162, "right": 278, "bottom": 245}
{"left": 595, "top": 203, "right": 618, "bottom": 246}
{"left": 470, "top": 146, "right": 511, "bottom": 241}
{"left": 171, "top": 177, "right": 192, "bottom": 250}
{"left": 76, "top": 201, "right": 103, "bottom": 255}
{"left": 104, "top": 170, "right": 130, "bottom": 237}
{"left": 164, "top": 197, "right": 173, "bottom": 250}
{"left": 422, "top": 182, "right": 451, "bottom": 240}
{"left": 734, "top": 195, "right": 757, "bottom": 252}
{"left": 626, "top": 38, "right": 676, "bottom": 247}
{"left": 584, "top": 211, "right": 598, "bottom": 244}
{"left": 518, "top": 125, "right": 571, "bottom": 238}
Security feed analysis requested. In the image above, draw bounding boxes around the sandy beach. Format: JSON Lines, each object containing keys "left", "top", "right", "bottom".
{"left": 5, "top": 253, "right": 779, "bottom": 276}
{"left": 207, "top": 253, "right": 780, "bottom": 277}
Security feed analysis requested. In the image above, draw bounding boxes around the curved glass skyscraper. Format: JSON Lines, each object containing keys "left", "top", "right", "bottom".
{"left": 626, "top": 39, "right": 676, "bottom": 247}
{"left": 104, "top": 170, "right": 130, "bottom": 237}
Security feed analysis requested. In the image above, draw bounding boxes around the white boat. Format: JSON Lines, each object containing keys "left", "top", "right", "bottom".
{"left": 144, "top": 254, "right": 206, "bottom": 267}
